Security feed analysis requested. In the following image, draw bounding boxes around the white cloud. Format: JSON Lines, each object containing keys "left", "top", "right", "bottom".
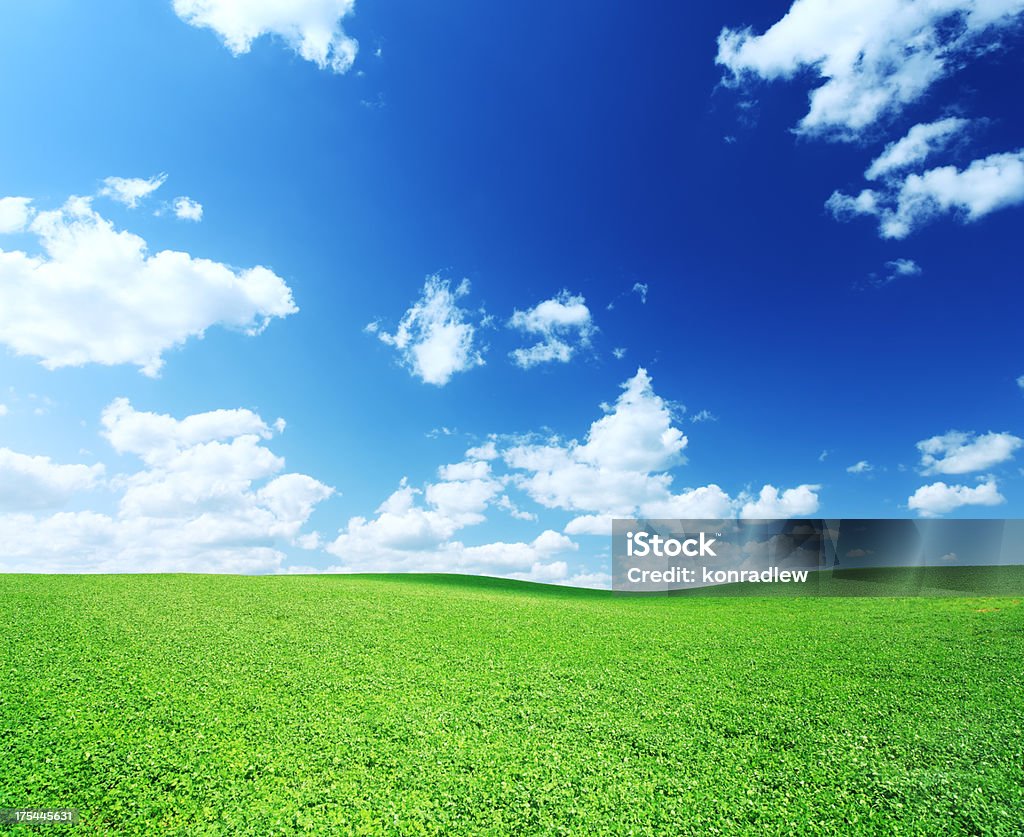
{"left": 641, "top": 485, "right": 737, "bottom": 519}
{"left": 0, "top": 401, "right": 333, "bottom": 573}
{"left": 465, "top": 440, "right": 498, "bottom": 461}
{"left": 329, "top": 451, "right": 507, "bottom": 559}
{"left": 0, "top": 194, "right": 297, "bottom": 376}
{"left": 565, "top": 570, "right": 612, "bottom": 589}
{"left": 563, "top": 514, "right": 612, "bottom": 536}
{"left": 907, "top": 477, "right": 1004, "bottom": 516}
{"left": 505, "top": 368, "right": 818, "bottom": 527}
{"left": 917, "top": 430, "right": 1022, "bottom": 474}
{"left": 509, "top": 290, "right": 595, "bottom": 369}
{"left": 0, "top": 404, "right": 7, "bottom": 417}
{"left": 371, "top": 276, "right": 484, "bottom": 386}
{"left": 506, "top": 369, "right": 686, "bottom": 514}
{"left": 738, "top": 484, "right": 821, "bottom": 519}
{"left": 173, "top": 0, "right": 358, "bottom": 73}
{"left": 99, "top": 174, "right": 167, "bottom": 208}
{"left": 856, "top": 257, "right": 923, "bottom": 290}
{"left": 612, "top": 347, "right": 627, "bottom": 360}
{"left": 865, "top": 117, "right": 970, "bottom": 179}
{"left": 632, "top": 282, "right": 648, "bottom": 303}
{"left": 829, "top": 149, "right": 1024, "bottom": 238}
{"left": 690, "top": 409, "right": 717, "bottom": 423}
{"left": 0, "top": 449, "right": 104, "bottom": 511}
{"left": 717, "top": 0, "right": 1024, "bottom": 138}
{"left": 325, "top": 460, "right": 577, "bottom": 580}
{"left": 496, "top": 494, "right": 536, "bottom": 521}
{"left": 321, "top": 369, "right": 820, "bottom": 583}
{"left": 886, "top": 258, "right": 921, "bottom": 277}
{"left": 1017, "top": 375, "right": 1024, "bottom": 390}
{"left": 846, "top": 460, "right": 873, "bottom": 474}
{"left": 0, "top": 197, "right": 33, "bottom": 233}
{"left": 101, "top": 397, "right": 273, "bottom": 460}
{"left": 173, "top": 196, "right": 203, "bottom": 222}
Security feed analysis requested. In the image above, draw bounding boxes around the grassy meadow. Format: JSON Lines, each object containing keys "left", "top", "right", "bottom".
{"left": 2, "top": 572, "right": 1023, "bottom": 834}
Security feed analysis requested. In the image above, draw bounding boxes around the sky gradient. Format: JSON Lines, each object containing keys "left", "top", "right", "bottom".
{"left": 1, "top": 0, "right": 1022, "bottom": 585}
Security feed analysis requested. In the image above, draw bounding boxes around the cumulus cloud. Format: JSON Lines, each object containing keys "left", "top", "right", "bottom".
{"left": 328, "top": 452, "right": 507, "bottom": 558}
{"left": 1017, "top": 375, "right": 1024, "bottom": 390}
{"left": 738, "top": 484, "right": 821, "bottom": 518}
{"left": 0, "top": 194, "right": 297, "bottom": 376}
{"left": 0, "top": 401, "right": 333, "bottom": 573}
{"left": 907, "top": 477, "right": 1005, "bottom": 516}
{"left": 829, "top": 149, "right": 1024, "bottom": 238}
{"left": 325, "top": 454, "right": 577, "bottom": 580}
{"left": 509, "top": 290, "right": 595, "bottom": 369}
{"left": 506, "top": 369, "right": 687, "bottom": 514}
{"left": 465, "top": 440, "right": 498, "bottom": 461}
{"left": 173, "top": 196, "right": 203, "bottom": 222}
{"left": 0, "top": 197, "right": 33, "bottom": 233}
{"left": 632, "top": 282, "right": 649, "bottom": 303}
{"left": 173, "top": 0, "right": 359, "bottom": 73}
{"left": 0, "top": 449, "right": 104, "bottom": 511}
{"left": 101, "top": 397, "right": 274, "bottom": 462}
{"left": 917, "top": 430, "right": 1022, "bottom": 474}
{"left": 865, "top": 117, "right": 970, "bottom": 179}
{"left": 99, "top": 174, "right": 167, "bottom": 208}
{"left": 504, "top": 368, "right": 818, "bottom": 532}
{"left": 846, "top": 460, "right": 873, "bottom": 474}
{"left": 717, "top": 0, "right": 1024, "bottom": 138}
{"left": 320, "top": 369, "right": 821, "bottom": 580}
{"left": 370, "top": 276, "right": 484, "bottom": 386}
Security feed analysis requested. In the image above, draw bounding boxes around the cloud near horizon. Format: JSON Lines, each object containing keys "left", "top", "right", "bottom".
{"left": 0, "top": 400, "right": 333, "bottom": 573}
{"left": 908, "top": 477, "right": 1005, "bottom": 516}
{"left": 503, "top": 368, "right": 820, "bottom": 533}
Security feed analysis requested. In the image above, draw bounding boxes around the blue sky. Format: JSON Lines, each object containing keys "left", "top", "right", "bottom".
{"left": 0, "top": 0, "right": 1022, "bottom": 584}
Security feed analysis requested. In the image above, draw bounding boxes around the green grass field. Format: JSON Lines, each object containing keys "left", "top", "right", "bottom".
{"left": 3, "top": 573, "right": 1023, "bottom": 835}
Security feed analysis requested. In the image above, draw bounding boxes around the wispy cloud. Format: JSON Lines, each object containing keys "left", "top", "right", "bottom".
{"left": 829, "top": 149, "right": 1024, "bottom": 238}
{"left": 865, "top": 118, "right": 970, "bottom": 180}
{"left": 99, "top": 174, "right": 167, "bottom": 208}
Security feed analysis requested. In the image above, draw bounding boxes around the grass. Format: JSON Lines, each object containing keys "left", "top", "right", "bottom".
{"left": 671, "top": 564, "right": 1024, "bottom": 597}
{"left": 2, "top": 573, "right": 1023, "bottom": 835}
